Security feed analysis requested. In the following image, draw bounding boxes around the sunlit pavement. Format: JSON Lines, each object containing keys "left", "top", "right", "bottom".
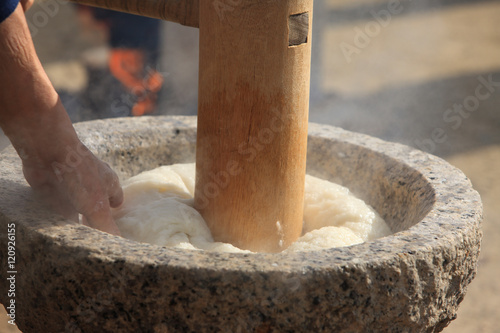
{"left": 2, "top": 0, "right": 500, "bottom": 332}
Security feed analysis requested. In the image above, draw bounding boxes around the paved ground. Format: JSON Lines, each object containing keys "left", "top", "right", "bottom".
{"left": 1, "top": 0, "right": 499, "bottom": 331}
{"left": 447, "top": 146, "right": 500, "bottom": 333}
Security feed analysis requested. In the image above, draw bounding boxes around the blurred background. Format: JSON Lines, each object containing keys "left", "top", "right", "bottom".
{"left": 1, "top": 0, "right": 499, "bottom": 331}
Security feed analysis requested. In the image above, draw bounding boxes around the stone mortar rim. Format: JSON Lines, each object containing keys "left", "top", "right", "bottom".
{"left": 0, "top": 116, "right": 482, "bottom": 274}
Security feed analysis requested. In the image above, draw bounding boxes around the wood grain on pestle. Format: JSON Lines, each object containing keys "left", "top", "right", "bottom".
{"left": 68, "top": 0, "right": 199, "bottom": 27}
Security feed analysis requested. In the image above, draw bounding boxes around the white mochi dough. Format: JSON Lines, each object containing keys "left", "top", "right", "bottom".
{"left": 112, "top": 163, "right": 391, "bottom": 253}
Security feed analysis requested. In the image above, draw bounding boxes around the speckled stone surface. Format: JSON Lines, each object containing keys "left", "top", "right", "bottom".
{"left": 0, "top": 116, "right": 482, "bottom": 332}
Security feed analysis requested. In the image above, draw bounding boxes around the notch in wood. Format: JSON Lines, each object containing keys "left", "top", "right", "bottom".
{"left": 289, "top": 12, "right": 309, "bottom": 46}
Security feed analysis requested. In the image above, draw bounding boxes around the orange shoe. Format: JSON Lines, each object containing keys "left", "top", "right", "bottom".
{"left": 109, "top": 49, "right": 164, "bottom": 116}
{"left": 131, "top": 95, "right": 157, "bottom": 116}
{"left": 109, "top": 49, "right": 145, "bottom": 91}
{"left": 144, "top": 69, "right": 163, "bottom": 93}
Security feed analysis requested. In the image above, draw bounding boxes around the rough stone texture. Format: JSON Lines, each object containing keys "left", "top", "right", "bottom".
{"left": 0, "top": 116, "right": 482, "bottom": 332}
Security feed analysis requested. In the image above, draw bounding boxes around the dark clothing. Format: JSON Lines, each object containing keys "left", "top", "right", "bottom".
{"left": 90, "top": 8, "right": 161, "bottom": 62}
{"left": 0, "top": 0, "right": 19, "bottom": 23}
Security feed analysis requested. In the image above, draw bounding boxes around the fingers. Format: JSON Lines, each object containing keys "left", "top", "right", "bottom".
{"left": 103, "top": 164, "right": 124, "bottom": 208}
{"left": 81, "top": 215, "right": 90, "bottom": 226}
{"left": 109, "top": 184, "right": 124, "bottom": 208}
{"left": 82, "top": 162, "right": 123, "bottom": 236}
{"left": 23, "top": 141, "right": 124, "bottom": 236}
{"left": 84, "top": 199, "right": 122, "bottom": 236}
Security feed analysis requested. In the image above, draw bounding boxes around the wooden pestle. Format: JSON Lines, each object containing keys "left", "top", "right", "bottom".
{"left": 69, "top": 0, "right": 200, "bottom": 27}
{"left": 196, "top": 1, "right": 313, "bottom": 253}
{"left": 68, "top": 0, "right": 314, "bottom": 253}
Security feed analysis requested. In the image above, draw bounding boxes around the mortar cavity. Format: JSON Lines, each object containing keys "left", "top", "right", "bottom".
{"left": 101, "top": 123, "right": 435, "bottom": 238}
{"left": 306, "top": 135, "right": 436, "bottom": 233}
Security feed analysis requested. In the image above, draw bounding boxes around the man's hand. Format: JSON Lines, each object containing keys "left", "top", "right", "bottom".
{"left": 0, "top": 3, "right": 124, "bottom": 235}
{"left": 22, "top": 137, "right": 124, "bottom": 235}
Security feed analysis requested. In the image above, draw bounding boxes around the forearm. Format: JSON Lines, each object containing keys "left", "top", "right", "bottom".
{"left": 0, "top": 4, "right": 79, "bottom": 167}
{"left": 0, "top": 3, "right": 123, "bottom": 235}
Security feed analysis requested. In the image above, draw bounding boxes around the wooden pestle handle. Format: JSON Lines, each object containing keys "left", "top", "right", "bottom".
{"left": 195, "top": 0, "right": 313, "bottom": 252}
{"left": 68, "top": 0, "right": 199, "bottom": 27}
{"left": 68, "top": 0, "right": 314, "bottom": 253}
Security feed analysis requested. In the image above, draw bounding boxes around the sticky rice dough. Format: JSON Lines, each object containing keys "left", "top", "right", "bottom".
{"left": 112, "top": 164, "right": 391, "bottom": 253}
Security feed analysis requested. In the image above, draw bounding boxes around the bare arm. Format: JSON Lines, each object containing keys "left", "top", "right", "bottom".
{"left": 0, "top": 3, "right": 123, "bottom": 235}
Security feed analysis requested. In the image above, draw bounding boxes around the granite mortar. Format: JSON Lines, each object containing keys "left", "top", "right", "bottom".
{"left": 0, "top": 116, "right": 482, "bottom": 332}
